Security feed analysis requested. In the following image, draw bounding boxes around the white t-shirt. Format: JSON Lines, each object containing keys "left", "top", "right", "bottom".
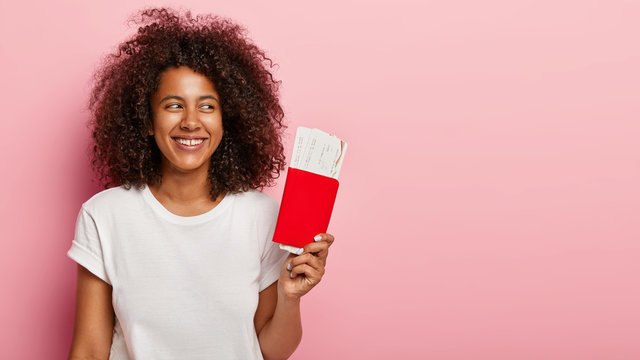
{"left": 67, "top": 185, "right": 288, "bottom": 359}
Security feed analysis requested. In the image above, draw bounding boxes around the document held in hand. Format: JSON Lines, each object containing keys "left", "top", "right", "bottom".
{"left": 273, "top": 127, "right": 347, "bottom": 254}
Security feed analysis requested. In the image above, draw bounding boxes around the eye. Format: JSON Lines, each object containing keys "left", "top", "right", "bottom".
{"left": 166, "top": 103, "right": 182, "bottom": 109}
{"left": 200, "top": 104, "right": 216, "bottom": 111}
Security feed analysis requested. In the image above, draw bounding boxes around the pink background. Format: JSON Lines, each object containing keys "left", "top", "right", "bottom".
{"left": 1, "top": 0, "right": 638, "bottom": 359}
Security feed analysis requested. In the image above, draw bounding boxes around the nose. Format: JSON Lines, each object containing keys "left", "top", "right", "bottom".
{"left": 180, "top": 107, "right": 201, "bottom": 131}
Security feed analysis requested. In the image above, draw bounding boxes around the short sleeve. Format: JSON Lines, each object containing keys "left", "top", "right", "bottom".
{"left": 258, "top": 240, "right": 288, "bottom": 292}
{"left": 257, "top": 196, "right": 288, "bottom": 292}
{"left": 67, "top": 207, "right": 111, "bottom": 284}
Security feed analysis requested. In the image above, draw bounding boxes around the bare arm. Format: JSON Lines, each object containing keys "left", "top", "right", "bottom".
{"left": 254, "top": 280, "right": 302, "bottom": 360}
{"left": 68, "top": 264, "right": 115, "bottom": 360}
{"left": 255, "top": 233, "right": 335, "bottom": 360}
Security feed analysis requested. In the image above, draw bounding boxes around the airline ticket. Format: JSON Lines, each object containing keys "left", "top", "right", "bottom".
{"left": 279, "top": 127, "right": 347, "bottom": 254}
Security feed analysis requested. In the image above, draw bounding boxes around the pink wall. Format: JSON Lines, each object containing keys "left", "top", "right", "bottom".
{"left": 1, "top": 0, "right": 638, "bottom": 358}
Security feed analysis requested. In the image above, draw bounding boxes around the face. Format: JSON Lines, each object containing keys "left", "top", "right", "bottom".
{"left": 150, "top": 66, "right": 223, "bottom": 175}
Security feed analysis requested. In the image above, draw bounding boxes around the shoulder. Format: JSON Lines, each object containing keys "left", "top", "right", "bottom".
{"left": 231, "top": 189, "right": 280, "bottom": 218}
{"left": 232, "top": 189, "right": 279, "bottom": 210}
{"left": 81, "top": 185, "right": 144, "bottom": 216}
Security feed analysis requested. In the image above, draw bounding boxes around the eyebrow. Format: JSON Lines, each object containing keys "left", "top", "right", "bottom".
{"left": 159, "top": 95, "right": 220, "bottom": 103}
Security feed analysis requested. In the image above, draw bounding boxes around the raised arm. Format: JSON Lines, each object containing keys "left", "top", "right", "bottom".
{"left": 68, "top": 264, "right": 115, "bottom": 360}
{"left": 255, "top": 233, "right": 335, "bottom": 360}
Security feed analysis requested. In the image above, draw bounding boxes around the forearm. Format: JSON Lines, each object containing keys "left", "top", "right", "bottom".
{"left": 258, "top": 293, "right": 302, "bottom": 360}
{"left": 69, "top": 356, "right": 109, "bottom": 360}
{"left": 68, "top": 337, "right": 112, "bottom": 360}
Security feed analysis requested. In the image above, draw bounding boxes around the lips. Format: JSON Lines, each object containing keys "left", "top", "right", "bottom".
{"left": 174, "top": 138, "right": 204, "bottom": 146}
{"left": 172, "top": 136, "right": 208, "bottom": 151}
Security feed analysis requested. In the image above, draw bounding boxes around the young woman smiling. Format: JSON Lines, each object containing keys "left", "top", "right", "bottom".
{"left": 67, "top": 8, "right": 334, "bottom": 360}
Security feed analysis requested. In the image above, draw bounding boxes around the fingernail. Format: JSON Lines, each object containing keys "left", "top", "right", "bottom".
{"left": 296, "top": 248, "right": 304, "bottom": 255}
{"left": 314, "top": 235, "right": 322, "bottom": 242}
{"left": 289, "top": 271, "right": 294, "bottom": 278}
{"left": 287, "top": 262, "right": 292, "bottom": 271}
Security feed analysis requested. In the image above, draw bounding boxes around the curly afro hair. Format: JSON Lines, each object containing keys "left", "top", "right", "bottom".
{"left": 89, "top": 7, "right": 286, "bottom": 200}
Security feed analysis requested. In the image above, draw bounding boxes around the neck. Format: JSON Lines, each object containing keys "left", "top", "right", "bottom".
{"left": 151, "top": 163, "right": 213, "bottom": 204}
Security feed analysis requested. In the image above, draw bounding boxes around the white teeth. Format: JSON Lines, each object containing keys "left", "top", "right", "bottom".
{"left": 175, "top": 138, "right": 204, "bottom": 146}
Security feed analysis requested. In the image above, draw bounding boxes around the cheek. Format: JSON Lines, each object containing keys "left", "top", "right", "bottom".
{"left": 152, "top": 114, "right": 176, "bottom": 134}
{"left": 151, "top": 120, "right": 174, "bottom": 150}
{"left": 208, "top": 117, "right": 224, "bottom": 136}
{"left": 209, "top": 119, "right": 224, "bottom": 149}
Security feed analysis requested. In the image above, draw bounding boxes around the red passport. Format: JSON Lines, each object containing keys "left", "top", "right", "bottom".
{"left": 272, "top": 167, "right": 340, "bottom": 248}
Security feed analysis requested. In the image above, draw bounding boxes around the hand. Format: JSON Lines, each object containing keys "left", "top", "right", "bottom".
{"left": 278, "top": 233, "right": 335, "bottom": 300}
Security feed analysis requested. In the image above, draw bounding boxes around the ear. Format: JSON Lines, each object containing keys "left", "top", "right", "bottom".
{"left": 146, "top": 117, "right": 155, "bottom": 136}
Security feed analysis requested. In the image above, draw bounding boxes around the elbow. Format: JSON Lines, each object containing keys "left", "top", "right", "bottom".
{"left": 261, "top": 333, "right": 302, "bottom": 360}
{"left": 263, "top": 355, "right": 293, "bottom": 360}
{"left": 69, "top": 348, "right": 111, "bottom": 360}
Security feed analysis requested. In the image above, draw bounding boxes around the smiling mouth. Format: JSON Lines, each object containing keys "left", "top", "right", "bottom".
{"left": 173, "top": 138, "right": 206, "bottom": 146}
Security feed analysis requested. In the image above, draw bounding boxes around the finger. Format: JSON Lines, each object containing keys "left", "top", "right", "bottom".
{"left": 286, "top": 249, "right": 329, "bottom": 269}
{"left": 302, "top": 241, "right": 330, "bottom": 255}
{"left": 315, "top": 248, "right": 329, "bottom": 262}
{"left": 289, "top": 253, "right": 325, "bottom": 274}
{"left": 303, "top": 241, "right": 331, "bottom": 266}
{"left": 282, "top": 253, "right": 297, "bottom": 271}
{"left": 304, "top": 247, "right": 329, "bottom": 268}
{"left": 289, "top": 263, "right": 323, "bottom": 285}
{"left": 314, "top": 233, "right": 335, "bottom": 247}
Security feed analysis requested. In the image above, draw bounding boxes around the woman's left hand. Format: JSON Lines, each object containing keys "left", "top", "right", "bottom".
{"left": 278, "top": 233, "right": 335, "bottom": 300}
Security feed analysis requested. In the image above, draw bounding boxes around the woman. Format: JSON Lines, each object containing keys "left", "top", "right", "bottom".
{"left": 67, "top": 8, "right": 334, "bottom": 359}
